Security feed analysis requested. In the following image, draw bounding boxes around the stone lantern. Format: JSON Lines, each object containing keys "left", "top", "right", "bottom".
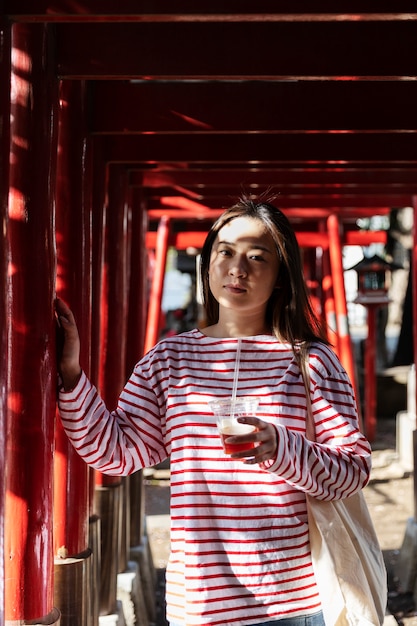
{"left": 349, "top": 254, "right": 396, "bottom": 440}
{"left": 352, "top": 254, "right": 393, "bottom": 306}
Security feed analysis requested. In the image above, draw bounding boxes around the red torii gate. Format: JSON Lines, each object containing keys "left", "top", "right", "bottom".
{"left": 2, "top": 10, "right": 417, "bottom": 626}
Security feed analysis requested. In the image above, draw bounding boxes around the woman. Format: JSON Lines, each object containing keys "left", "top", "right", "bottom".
{"left": 56, "top": 195, "right": 372, "bottom": 626}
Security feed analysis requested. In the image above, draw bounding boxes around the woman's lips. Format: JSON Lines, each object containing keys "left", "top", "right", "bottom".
{"left": 224, "top": 284, "right": 246, "bottom": 294}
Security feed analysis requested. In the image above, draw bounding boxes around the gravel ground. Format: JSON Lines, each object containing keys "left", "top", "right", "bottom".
{"left": 363, "top": 421, "right": 417, "bottom": 625}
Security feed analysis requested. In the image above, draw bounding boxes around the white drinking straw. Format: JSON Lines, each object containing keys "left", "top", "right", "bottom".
{"left": 231, "top": 338, "right": 242, "bottom": 416}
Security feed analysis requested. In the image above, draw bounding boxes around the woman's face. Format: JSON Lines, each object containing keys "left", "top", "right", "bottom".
{"left": 208, "top": 216, "right": 280, "bottom": 318}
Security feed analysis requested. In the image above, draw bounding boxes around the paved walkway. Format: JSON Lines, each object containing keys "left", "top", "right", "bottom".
{"left": 144, "top": 418, "right": 417, "bottom": 625}
{"left": 362, "top": 420, "right": 417, "bottom": 625}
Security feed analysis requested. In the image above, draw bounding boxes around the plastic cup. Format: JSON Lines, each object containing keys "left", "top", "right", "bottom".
{"left": 208, "top": 396, "right": 259, "bottom": 455}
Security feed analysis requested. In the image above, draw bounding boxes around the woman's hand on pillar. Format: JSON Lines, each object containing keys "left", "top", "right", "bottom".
{"left": 55, "top": 298, "right": 82, "bottom": 391}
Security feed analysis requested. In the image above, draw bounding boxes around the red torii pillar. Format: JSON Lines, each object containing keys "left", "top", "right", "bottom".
{"left": 126, "top": 189, "right": 148, "bottom": 548}
{"left": 144, "top": 216, "right": 171, "bottom": 353}
{"left": 327, "top": 214, "right": 364, "bottom": 433}
{"left": 0, "top": 16, "right": 11, "bottom": 626}
{"left": 6, "top": 23, "right": 59, "bottom": 624}
{"left": 89, "top": 136, "right": 109, "bottom": 623}
{"left": 54, "top": 78, "right": 94, "bottom": 625}
{"left": 125, "top": 188, "right": 148, "bottom": 390}
{"left": 318, "top": 220, "right": 340, "bottom": 351}
{"left": 95, "top": 165, "right": 131, "bottom": 616}
{"left": 125, "top": 190, "right": 156, "bottom": 621}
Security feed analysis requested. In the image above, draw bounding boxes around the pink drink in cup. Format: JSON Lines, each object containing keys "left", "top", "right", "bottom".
{"left": 219, "top": 422, "right": 257, "bottom": 454}
{"left": 208, "top": 397, "right": 259, "bottom": 455}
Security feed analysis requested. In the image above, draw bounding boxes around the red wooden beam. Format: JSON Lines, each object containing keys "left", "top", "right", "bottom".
{"left": 133, "top": 167, "right": 417, "bottom": 188}
{"left": 135, "top": 176, "right": 417, "bottom": 194}
{"left": 148, "top": 196, "right": 410, "bottom": 210}
{"left": 53, "top": 21, "right": 417, "bottom": 79}
{"left": 7, "top": 1, "right": 417, "bottom": 19}
{"left": 7, "top": 2, "right": 417, "bottom": 19}
{"left": 99, "top": 133, "right": 417, "bottom": 166}
{"left": 142, "top": 179, "right": 417, "bottom": 194}
{"left": 91, "top": 80, "right": 417, "bottom": 133}
{"left": 144, "top": 186, "right": 417, "bottom": 201}
{"left": 146, "top": 207, "right": 391, "bottom": 220}
{"left": 344, "top": 230, "right": 388, "bottom": 245}
{"left": 145, "top": 229, "right": 387, "bottom": 250}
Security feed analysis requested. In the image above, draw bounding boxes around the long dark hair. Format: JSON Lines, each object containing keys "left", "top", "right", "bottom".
{"left": 200, "top": 195, "right": 328, "bottom": 347}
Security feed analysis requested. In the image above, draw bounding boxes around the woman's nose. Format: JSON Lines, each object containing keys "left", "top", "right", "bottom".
{"left": 229, "top": 257, "right": 247, "bottom": 277}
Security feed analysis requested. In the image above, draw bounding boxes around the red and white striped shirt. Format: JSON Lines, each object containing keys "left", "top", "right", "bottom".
{"left": 58, "top": 330, "right": 371, "bottom": 626}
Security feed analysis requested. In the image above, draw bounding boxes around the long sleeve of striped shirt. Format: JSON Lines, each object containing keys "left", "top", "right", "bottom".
{"left": 58, "top": 330, "right": 372, "bottom": 626}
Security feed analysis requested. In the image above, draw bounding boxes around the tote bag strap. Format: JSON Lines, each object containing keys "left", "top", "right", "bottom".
{"left": 296, "top": 342, "right": 315, "bottom": 442}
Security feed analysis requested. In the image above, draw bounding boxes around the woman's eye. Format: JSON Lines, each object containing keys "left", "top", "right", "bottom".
{"left": 219, "top": 248, "right": 231, "bottom": 256}
{"left": 250, "top": 255, "right": 265, "bottom": 262}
